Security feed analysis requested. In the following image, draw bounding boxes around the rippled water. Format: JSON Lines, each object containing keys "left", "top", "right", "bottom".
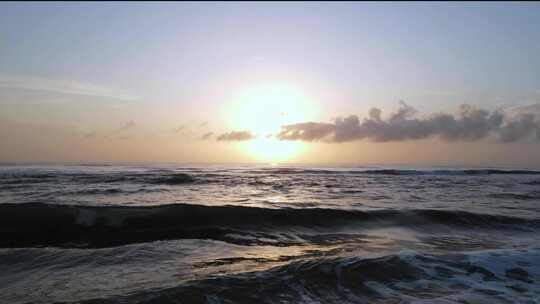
{"left": 1, "top": 164, "right": 540, "bottom": 303}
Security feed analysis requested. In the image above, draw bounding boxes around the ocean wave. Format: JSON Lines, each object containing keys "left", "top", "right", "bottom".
{"left": 240, "top": 168, "right": 540, "bottom": 176}
{"left": 2, "top": 169, "right": 539, "bottom": 192}
{"left": 149, "top": 173, "right": 196, "bottom": 185}
{"left": 72, "top": 249, "right": 540, "bottom": 304}
{"left": 488, "top": 192, "right": 540, "bottom": 200}
{"left": 0, "top": 172, "right": 198, "bottom": 186}
{"left": 1, "top": 203, "right": 538, "bottom": 248}
{"left": 523, "top": 179, "right": 540, "bottom": 185}
{"left": 62, "top": 188, "right": 166, "bottom": 196}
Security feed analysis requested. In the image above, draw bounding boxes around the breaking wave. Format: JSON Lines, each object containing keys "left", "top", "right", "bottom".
{"left": 1, "top": 203, "right": 538, "bottom": 248}
{"left": 73, "top": 249, "right": 540, "bottom": 304}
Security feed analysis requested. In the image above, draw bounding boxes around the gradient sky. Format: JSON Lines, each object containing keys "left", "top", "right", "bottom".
{"left": 1, "top": 2, "right": 540, "bottom": 166}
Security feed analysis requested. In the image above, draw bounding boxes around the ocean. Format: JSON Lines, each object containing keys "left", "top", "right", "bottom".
{"left": 1, "top": 164, "right": 539, "bottom": 303}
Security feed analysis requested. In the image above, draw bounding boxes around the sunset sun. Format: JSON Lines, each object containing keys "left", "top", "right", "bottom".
{"left": 227, "top": 84, "right": 316, "bottom": 162}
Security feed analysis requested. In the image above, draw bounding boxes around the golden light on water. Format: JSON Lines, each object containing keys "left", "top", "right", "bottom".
{"left": 228, "top": 84, "right": 315, "bottom": 162}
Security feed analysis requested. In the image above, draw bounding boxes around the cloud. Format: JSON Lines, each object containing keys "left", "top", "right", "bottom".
{"left": 117, "top": 121, "right": 136, "bottom": 131}
{"left": 172, "top": 125, "right": 185, "bottom": 133}
{"left": 216, "top": 130, "right": 255, "bottom": 141}
{"left": 199, "top": 121, "right": 208, "bottom": 127}
{"left": 498, "top": 113, "right": 538, "bottom": 142}
{"left": 0, "top": 74, "right": 138, "bottom": 101}
{"left": 277, "top": 102, "right": 540, "bottom": 143}
{"left": 200, "top": 132, "right": 214, "bottom": 140}
{"left": 503, "top": 102, "right": 540, "bottom": 118}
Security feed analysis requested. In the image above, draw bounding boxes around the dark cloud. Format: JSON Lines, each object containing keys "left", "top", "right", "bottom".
{"left": 200, "top": 132, "right": 214, "bottom": 140}
{"left": 216, "top": 131, "right": 255, "bottom": 141}
{"left": 277, "top": 102, "right": 540, "bottom": 143}
{"left": 498, "top": 113, "right": 538, "bottom": 142}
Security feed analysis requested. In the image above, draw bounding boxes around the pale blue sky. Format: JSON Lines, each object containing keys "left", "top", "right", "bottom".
{"left": 2, "top": 3, "right": 539, "bottom": 106}
{"left": 1, "top": 2, "right": 540, "bottom": 164}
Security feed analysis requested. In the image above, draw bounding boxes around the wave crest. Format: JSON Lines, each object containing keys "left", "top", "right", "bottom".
{"left": 1, "top": 203, "right": 537, "bottom": 248}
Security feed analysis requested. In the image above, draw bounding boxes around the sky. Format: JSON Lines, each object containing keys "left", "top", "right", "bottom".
{"left": 1, "top": 2, "right": 540, "bottom": 166}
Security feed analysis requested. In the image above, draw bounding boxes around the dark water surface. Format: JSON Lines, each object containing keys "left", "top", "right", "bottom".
{"left": 1, "top": 164, "right": 540, "bottom": 303}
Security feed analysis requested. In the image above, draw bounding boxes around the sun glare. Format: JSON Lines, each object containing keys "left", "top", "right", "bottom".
{"left": 227, "top": 84, "right": 316, "bottom": 162}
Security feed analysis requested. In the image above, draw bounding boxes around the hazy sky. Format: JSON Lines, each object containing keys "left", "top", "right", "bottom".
{"left": 1, "top": 2, "right": 540, "bottom": 166}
